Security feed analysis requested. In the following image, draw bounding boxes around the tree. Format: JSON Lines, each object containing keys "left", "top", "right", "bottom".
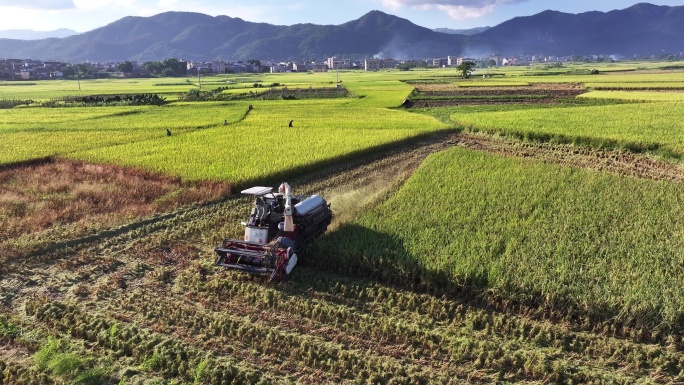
{"left": 118, "top": 61, "right": 134, "bottom": 73}
{"left": 162, "top": 58, "right": 187, "bottom": 77}
{"left": 457, "top": 61, "right": 475, "bottom": 79}
{"left": 396, "top": 62, "right": 412, "bottom": 71}
{"left": 142, "top": 59, "right": 187, "bottom": 77}
{"left": 75, "top": 63, "right": 95, "bottom": 78}
{"left": 142, "top": 61, "right": 162, "bottom": 75}
{"left": 487, "top": 59, "right": 497, "bottom": 68}
{"left": 62, "top": 65, "right": 77, "bottom": 79}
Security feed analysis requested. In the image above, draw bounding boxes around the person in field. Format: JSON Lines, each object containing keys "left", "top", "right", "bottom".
{"left": 223, "top": 119, "right": 228, "bottom": 126}
{"left": 166, "top": 128, "right": 171, "bottom": 136}
{"left": 288, "top": 120, "right": 293, "bottom": 127}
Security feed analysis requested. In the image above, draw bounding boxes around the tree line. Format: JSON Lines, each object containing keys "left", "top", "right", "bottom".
{"left": 61, "top": 58, "right": 188, "bottom": 79}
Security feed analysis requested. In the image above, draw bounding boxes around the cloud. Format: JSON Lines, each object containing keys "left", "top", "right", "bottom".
{"left": 381, "top": 0, "right": 529, "bottom": 19}
{"left": 0, "top": 0, "right": 76, "bottom": 9}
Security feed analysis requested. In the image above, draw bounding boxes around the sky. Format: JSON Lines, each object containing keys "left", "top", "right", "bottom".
{"left": 0, "top": 0, "right": 681, "bottom": 32}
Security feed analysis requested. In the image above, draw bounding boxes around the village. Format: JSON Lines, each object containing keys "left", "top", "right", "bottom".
{"left": 0, "top": 51, "right": 661, "bottom": 81}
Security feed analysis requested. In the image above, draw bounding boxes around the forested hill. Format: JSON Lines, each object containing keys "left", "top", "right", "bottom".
{"left": 0, "top": 2, "right": 681, "bottom": 62}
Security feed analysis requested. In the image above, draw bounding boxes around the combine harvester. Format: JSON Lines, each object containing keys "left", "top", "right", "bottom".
{"left": 215, "top": 183, "right": 332, "bottom": 281}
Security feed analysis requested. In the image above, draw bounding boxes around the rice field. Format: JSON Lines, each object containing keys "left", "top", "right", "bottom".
{"left": 71, "top": 100, "right": 449, "bottom": 184}
{"left": 3, "top": 64, "right": 684, "bottom": 383}
{"left": 579, "top": 90, "right": 684, "bottom": 102}
{"left": 312, "top": 147, "right": 684, "bottom": 333}
{"left": 0, "top": 103, "right": 251, "bottom": 165}
{"left": 449, "top": 101, "right": 684, "bottom": 156}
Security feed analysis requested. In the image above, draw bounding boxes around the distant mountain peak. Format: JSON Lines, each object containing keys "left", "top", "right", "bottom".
{"left": 625, "top": 2, "right": 668, "bottom": 14}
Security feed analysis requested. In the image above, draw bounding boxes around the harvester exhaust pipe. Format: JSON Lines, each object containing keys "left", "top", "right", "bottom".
{"left": 279, "top": 182, "right": 295, "bottom": 232}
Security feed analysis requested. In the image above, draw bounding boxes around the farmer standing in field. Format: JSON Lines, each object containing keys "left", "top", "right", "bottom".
{"left": 288, "top": 120, "right": 293, "bottom": 127}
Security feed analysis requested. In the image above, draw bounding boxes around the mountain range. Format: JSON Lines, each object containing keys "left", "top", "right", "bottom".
{"left": 0, "top": 3, "right": 681, "bottom": 63}
{"left": 0, "top": 28, "right": 79, "bottom": 40}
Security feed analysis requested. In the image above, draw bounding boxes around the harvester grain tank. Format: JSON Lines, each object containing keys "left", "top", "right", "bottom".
{"left": 214, "top": 183, "right": 332, "bottom": 281}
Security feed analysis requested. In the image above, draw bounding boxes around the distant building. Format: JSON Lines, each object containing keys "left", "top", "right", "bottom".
{"left": 211, "top": 61, "right": 227, "bottom": 74}
{"left": 270, "top": 63, "right": 290, "bottom": 73}
{"left": 502, "top": 57, "right": 519, "bottom": 66}
{"left": 18, "top": 69, "right": 32, "bottom": 80}
{"left": 364, "top": 58, "right": 397, "bottom": 71}
{"left": 310, "top": 64, "right": 328, "bottom": 72}
{"left": 364, "top": 59, "right": 381, "bottom": 71}
{"left": 327, "top": 57, "right": 352, "bottom": 70}
{"left": 456, "top": 57, "right": 477, "bottom": 66}
{"left": 292, "top": 62, "right": 308, "bottom": 72}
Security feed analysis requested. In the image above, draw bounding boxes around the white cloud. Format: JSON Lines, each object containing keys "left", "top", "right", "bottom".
{"left": 380, "top": 0, "right": 528, "bottom": 19}
{"left": 0, "top": 0, "right": 75, "bottom": 10}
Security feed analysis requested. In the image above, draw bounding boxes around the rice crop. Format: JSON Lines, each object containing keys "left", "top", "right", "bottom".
{"left": 3, "top": 130, "right": 684, "bottom": 383}
{"left": 0, "top": 103, "right": 252, "bottom": 165}
{"left": 579, "top": 90, "right": 684, "bottom": 102}
{"left": 449, "top": 101, "right": 684, "bottom": 156}
{"left": 70, "top": 99, "right": 450, "bottom": 184}
{"left": 313, "top": 147, "right": 684, "bottom": 332}
{"left": 0, "top": 78, "right": 199, "bottom": 100}
{"left": 587, "top": 82, "right": 684, "bottom": 90}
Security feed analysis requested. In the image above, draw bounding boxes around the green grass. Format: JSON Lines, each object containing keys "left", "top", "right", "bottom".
{"left": 314, "top": 147, "right": 684, "bottom": 331}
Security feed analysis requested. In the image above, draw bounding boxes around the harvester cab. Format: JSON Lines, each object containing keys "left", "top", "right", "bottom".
{"left": 215, "top": 183, "right": 332, "bottom": 281}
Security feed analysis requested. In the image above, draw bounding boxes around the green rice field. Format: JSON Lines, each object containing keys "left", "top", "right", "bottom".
{"left": 313, "top": 147, "right": 684, "bottom": 332}
{"left": 449, "top": 101, "right": 684, "bottom": 155}
{"left": 2, "top": 64, "right": 684, "bottom": 384}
